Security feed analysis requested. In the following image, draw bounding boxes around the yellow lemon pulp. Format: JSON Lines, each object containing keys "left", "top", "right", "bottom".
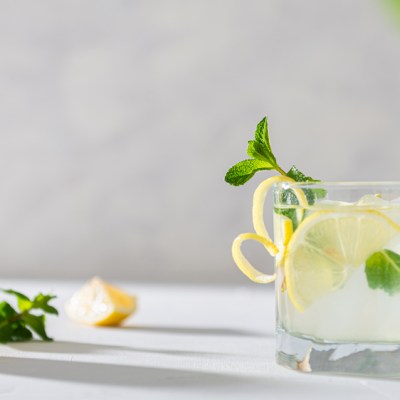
{"left": 284, "top": 210, "right": 400, "bottom": 312}
{"left": 65, "top": 277, "right": 137, "bottom": 326}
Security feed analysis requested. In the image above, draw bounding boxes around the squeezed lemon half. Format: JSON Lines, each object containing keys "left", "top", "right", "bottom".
{"left": 284, "top": 210, "right": 400, "bottom": 312}
{"left": 65, "top": 277, "right": 137, "bottom": 326}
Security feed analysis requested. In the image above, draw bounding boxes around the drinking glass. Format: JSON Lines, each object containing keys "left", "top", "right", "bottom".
{"left": 233, "top": 180, "right": 400, "bottom": 377}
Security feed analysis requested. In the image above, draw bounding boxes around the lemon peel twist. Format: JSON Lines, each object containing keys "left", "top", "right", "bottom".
{"left": 232, "top": 176, "right": 308, "bottom": 284}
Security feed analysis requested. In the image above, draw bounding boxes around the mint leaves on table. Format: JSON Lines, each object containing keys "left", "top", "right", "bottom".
{"left": 0, "top": 289, "right": 58, "bottom": 343}
{"left": 225, "top": 116, "right": 324, "bottom": 229}
{"left": 365, "top": 250, "right": 400, "bottom": 295}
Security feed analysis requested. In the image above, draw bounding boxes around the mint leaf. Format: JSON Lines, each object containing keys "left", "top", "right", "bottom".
{"left": 226, "top": 117, "right": 321, "bottom": 187}
{"left": 247, "top": 141, "right": 277, "bottom": 165}
{"left": 0, "top": 321, "right": 32, "bottom": 343}
{"left": 11, "top": 323, "right": 33, "bottom": 342}
{"left": 365, "top": 249, "right": 400, "bottom": 294}
{"left": 225, "top": 159, "right": 274, "bottom": 186}
{"left": 0, "top": 302, "right": 19, "bottom": 343}
{"left": 286, "top": 165, "right": 315, "bottom": 182}
{"left": 0, "top": 301, "right": 18, "bottom": 319}
{"left": 0, "top": 324, "right": 13, "bottom": 343}
{"left": 280, "top": 165, "right": 321, "bottom": 208}
{"left": 286, "top": 165, "right": 326, "bottom": 205}
{"left": 254, "top": 117, "right": 272, "bottom": 153}
{"left": 0, "top": 290, "right": 58, "bottom": 343}
{"left": 274, "top": 165, "right": 326, "bottom": 230}
{"left": 253, "top": 117, "right": 276, "bottom": 165}
{"left": 32, "top": 293, "right": 58, "bottom": 315}
{"left": 226, "top": 117, "right": 286, "bottom": 186}
{"left": 23, "top": 313, "right": 52, "bottom": 341}
{"left": 2, "top": 289, "right": 32, "bottom": 312}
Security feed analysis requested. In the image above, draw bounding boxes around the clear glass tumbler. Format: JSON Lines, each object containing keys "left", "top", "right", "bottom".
{"left": 233, "top": 180, "right": 400, "bottom": 377}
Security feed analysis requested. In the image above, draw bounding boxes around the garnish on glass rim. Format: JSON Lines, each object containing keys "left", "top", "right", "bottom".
{"left": 225, "top": 116, "right": 325, "bottom": 230}
{"left": 224, "top": 116, "right": 320, "bottom": 187}
{"left": 225, "top": 116, "right": 400, "bottom": 298}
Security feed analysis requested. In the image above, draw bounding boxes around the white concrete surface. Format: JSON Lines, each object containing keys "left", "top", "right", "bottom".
{"left": 0, "top": 280, "right": 399, "bottom": 399}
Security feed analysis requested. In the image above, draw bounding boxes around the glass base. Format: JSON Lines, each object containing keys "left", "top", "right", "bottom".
{"left": 276, "top": 329, "right": 400, "bottom": 378}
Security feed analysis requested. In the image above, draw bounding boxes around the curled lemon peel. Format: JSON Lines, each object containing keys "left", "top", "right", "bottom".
{"left": 232, "top": 175, "right": 308, "bottom": 284}
{"left": 232, "top": 233, "right": 277, "bottom": 283}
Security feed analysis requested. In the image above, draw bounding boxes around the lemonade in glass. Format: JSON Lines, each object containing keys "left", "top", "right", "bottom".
{"left": 226, "top": 117, "right": 400, "bottom": 376}
{"left": 273, "top": 181, "right": 400, "bottom": 376}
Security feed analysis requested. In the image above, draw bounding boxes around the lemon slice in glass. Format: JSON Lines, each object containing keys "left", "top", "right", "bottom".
{"left": 65, "top": 277, "right": 137, "bottom": 326}
{"left": 284, "top": 210, "right": 400, "bottom": 312}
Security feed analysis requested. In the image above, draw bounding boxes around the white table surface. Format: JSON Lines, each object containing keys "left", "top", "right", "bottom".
{"left": 0, "top": 280, "right": 399, "bottom": 399}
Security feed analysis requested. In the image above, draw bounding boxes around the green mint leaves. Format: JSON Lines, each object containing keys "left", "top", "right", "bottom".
{"left": 225, "top": 116, "right": 317, "bottom": 186}
{"left": 225, "top": 116, "right": 323, "bottom": 231}
{"left": 226, "top": 116, "right": 400, "bottom": 298}
{"left": 225, "top": 159, "right": 274, "bottom": 186}
{"left": 286, "top": 166, "right": 327, "bottom": 205}
{"left": 286, "top": 165, "right": 314, "bottom": 182}
{"left": 248, "top": 118, "right": 276, "bottom": 165}
{"left": 365, "top": 249, "right": 400, "bottom": 295}
{"left": 225, "top": 117, "right": 281, "bottom": 186}
{"left": 0, "top": 289, "right": 58, "bottom": 343}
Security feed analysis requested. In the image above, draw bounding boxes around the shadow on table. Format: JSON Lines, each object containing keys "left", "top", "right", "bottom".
{"left": 0, "top": 356, "right": 268, "bottom": 389}
{"left": 0, "top": 356, "right": 388, "bottom": 395}
{"left": 120, "top": 324, "right": 270, "bottom": 338}
{"left": 7, "top": 341, "right": 247, "bottom": 358}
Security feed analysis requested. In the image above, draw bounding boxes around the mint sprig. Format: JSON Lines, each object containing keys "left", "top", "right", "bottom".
{"left": 225, "top": 117, "right": 285, "bottom": 186}
{"left": 0, "top": 289, "right": 58, "bottom": 343}
{"left": 225, "top": 116, "right": 324, "bottom": 229}
{"left": 225, "top": 116, "right": 400, "bottom": 297}
{"left": 225, "top": 116, "right": 318, "bottom": 186}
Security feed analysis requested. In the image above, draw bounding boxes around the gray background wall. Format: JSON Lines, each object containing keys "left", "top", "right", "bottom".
{"left": 1, "top": 0, "right": 400, "bottom": 283}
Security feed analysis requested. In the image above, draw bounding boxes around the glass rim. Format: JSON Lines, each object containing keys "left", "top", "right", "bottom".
{"left": 273, "top": 181, "right": 400, "bottom": 189}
